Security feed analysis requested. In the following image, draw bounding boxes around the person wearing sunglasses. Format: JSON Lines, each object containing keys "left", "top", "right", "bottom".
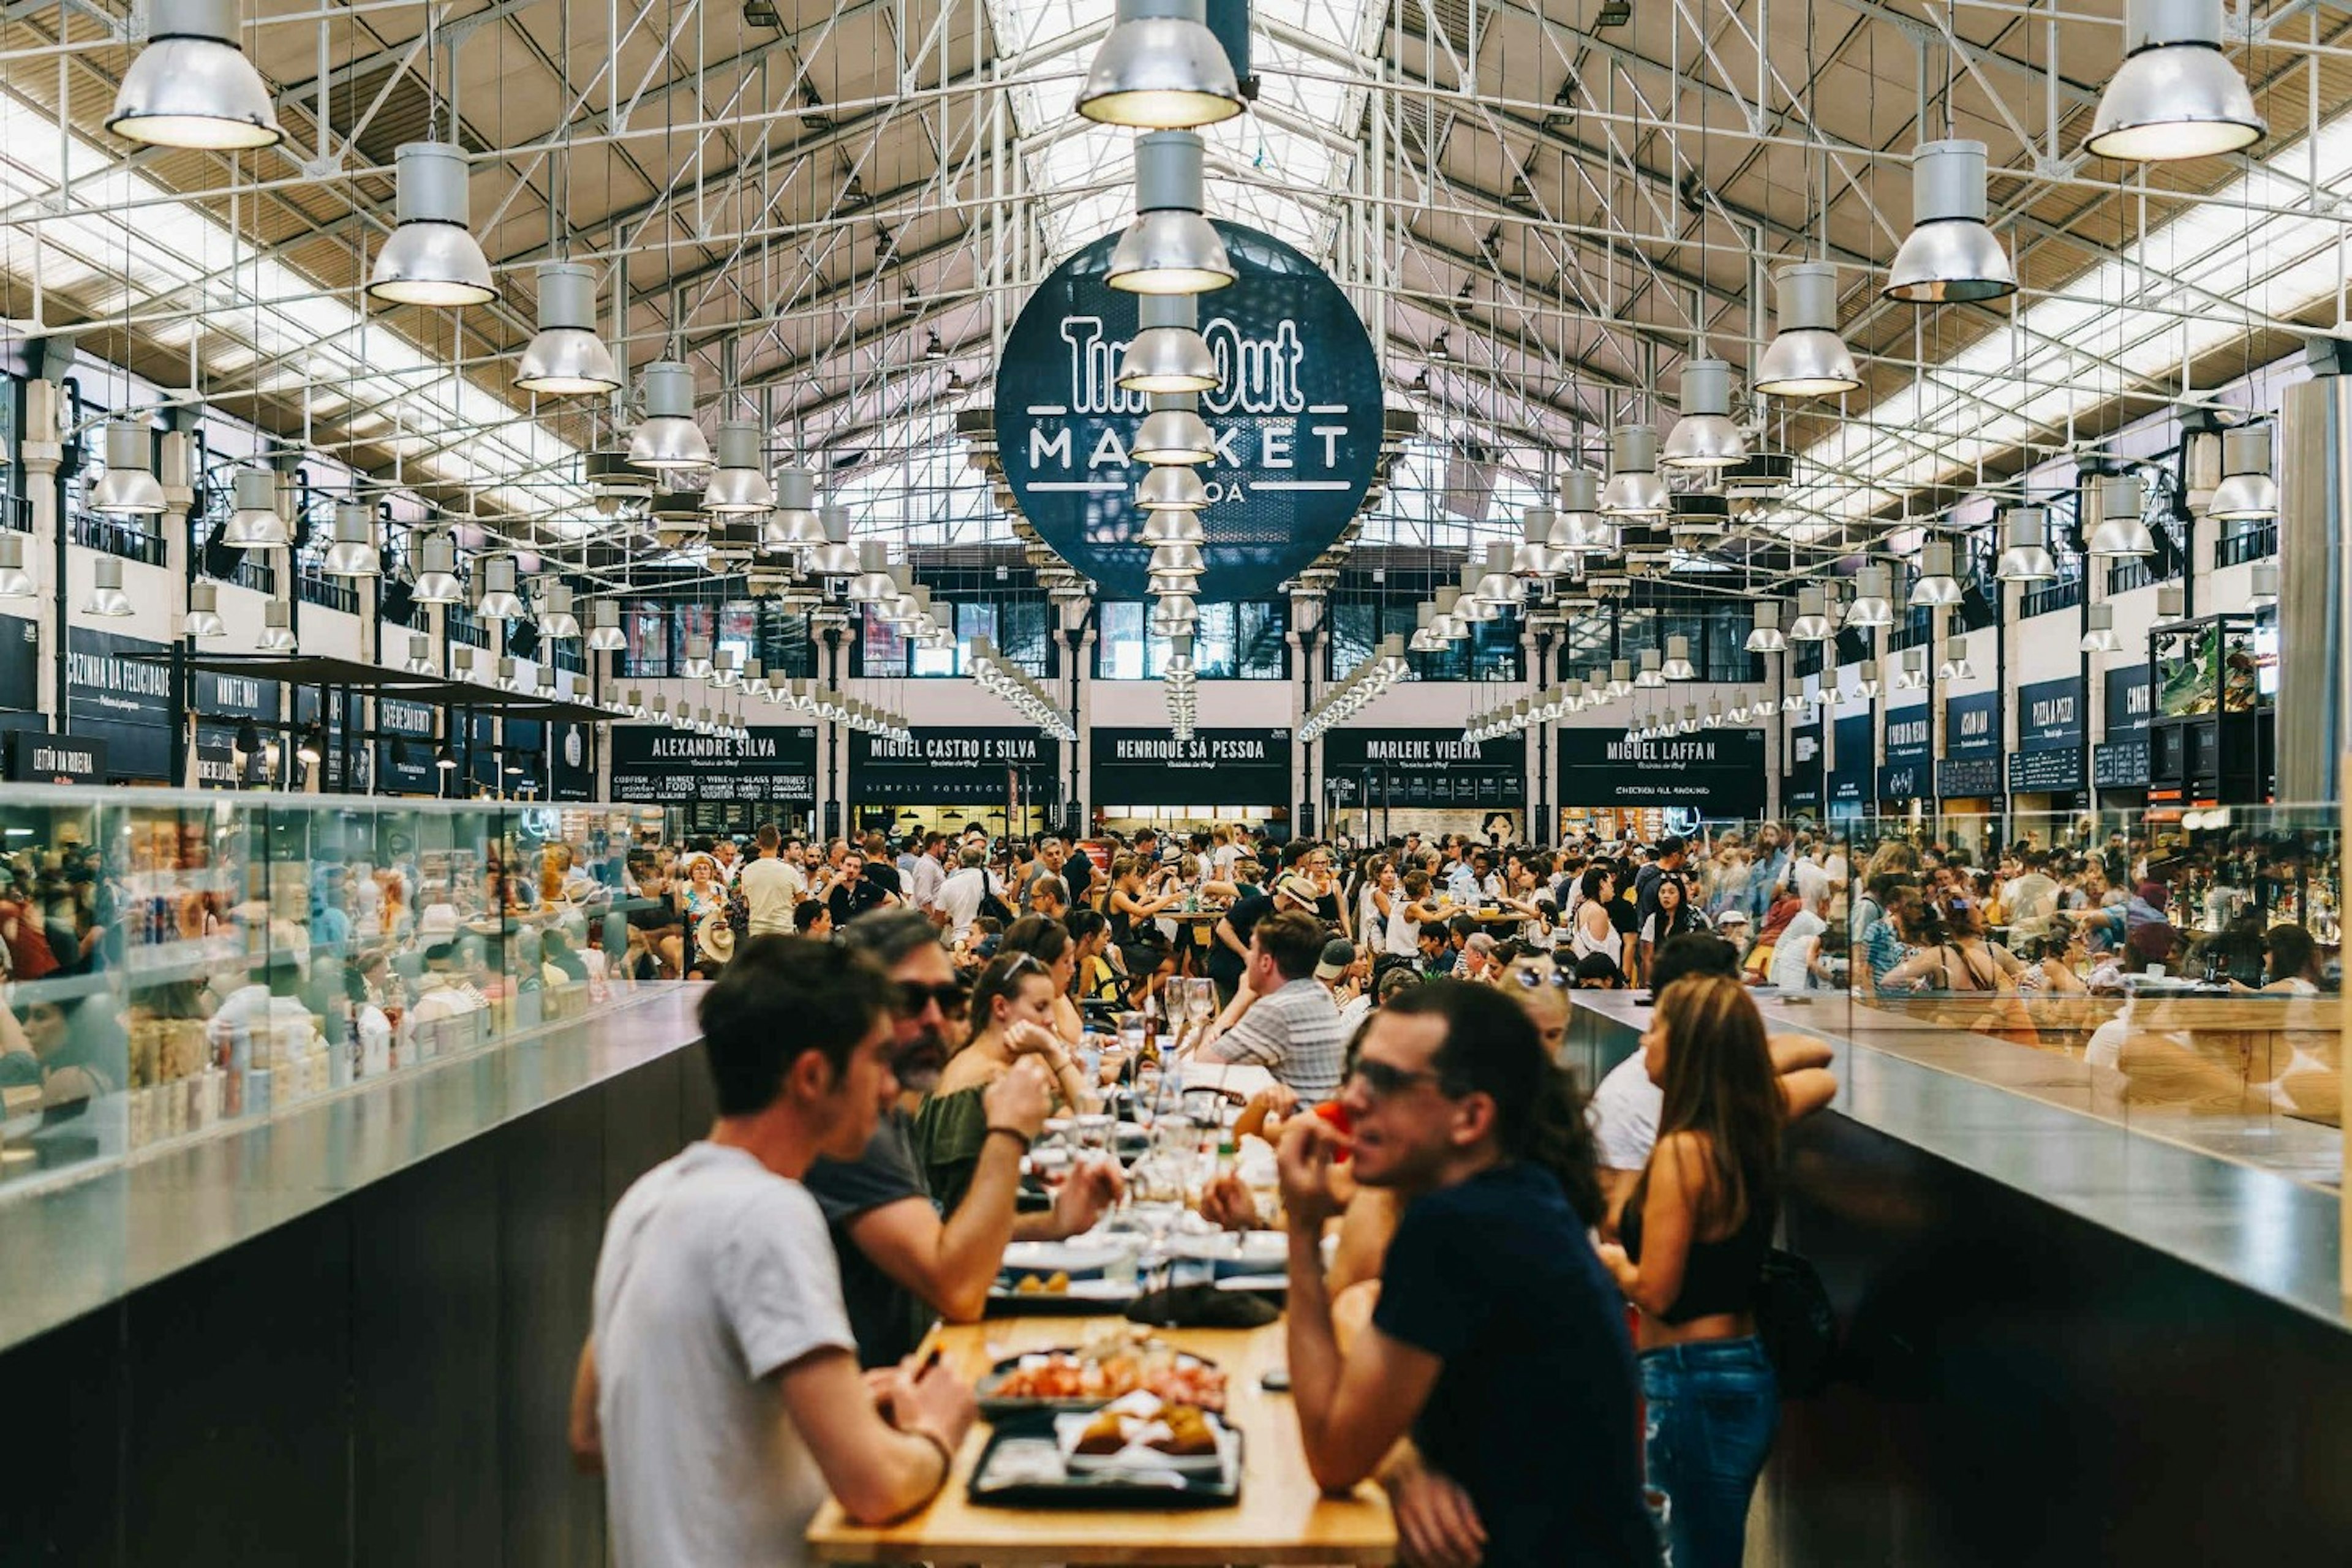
{"left": 913, "top": 951, "right": 1095, "bottom": 1215}
{"left": 1503, "top": 957, "right": 1572, "bottom": 1059}
{"left": 802, "top": 910, "right": 1121, "bottom": 1369}
{"left": 1278, "top": 981, "right": 1654, "bottom": 1568}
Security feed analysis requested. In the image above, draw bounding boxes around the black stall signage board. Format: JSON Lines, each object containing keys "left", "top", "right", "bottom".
{"left": 2093, "top": 739, "right": 2151, "bottom": 790}
{"left": 196, "top": 667, "right": 277, "bottom": 721}
{"left": 1944, "top": 690, "right": 2000, "bottom": 759}
{"left": 2008, "top": 746, "right": 2084, "bottom": 792}
{"left": 548, "top": 720, "right": 597, "bottom": 802}
{"left": 1785, "top": 722, "right": 1823, "bottom": 810}
{"left": 0, "top": 614, "right": 34, "bottom": 713}
{"left": 4, "top": 729, "right": 105, "bottom": 783}
{"left": 193, "top": 742, "right": 241, "bottom": 788}
{"left": 851, "top": 729, "right": 1050, "bottom": 805}
{"left": 1091, "top": 728, "right": 1292, "bottom": 807}
{"left": 1558, "top": 728, "right": 1766, "bottom": 818}
{"left": 1319, "top": 729, "right": 1524, "bottom": 809}
{"left": 1828, "top": 713, "right": 1873, "bottom": 804}
{"left": 1884, "top": 704, "right": 1931, "bottom": 765}
{"left": 293, "top": 687, "right": 366, "bottom": 790}
{"left": 2094, "top": 662, "right": 2152, "bottom": 788}
{"left": 377, "top": 698, "right": 439, "bottom": 795}
{"left": 1938, "top": 756, "right": 2003, "bottom": 798}
{"left": 2018, "top": 675, "right": 2084, "bottom": 750}
{"left": 65, "top": 627, "right": 173, "bottom": 780}
{"left": 611, "top": 725, "right": 819, "bottom": 806}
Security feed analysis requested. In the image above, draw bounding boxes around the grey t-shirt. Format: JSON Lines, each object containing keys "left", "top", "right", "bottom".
{"left": 592, "top": 1142, "right": 856, "bottom": 1568}
{"left": 803, "top": 1111, "right": 938, "bottom": 1368}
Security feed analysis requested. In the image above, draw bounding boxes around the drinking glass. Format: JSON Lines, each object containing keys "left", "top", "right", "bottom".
{"left": 1186, "top": 979, "right": 1218, "bottom": 1029}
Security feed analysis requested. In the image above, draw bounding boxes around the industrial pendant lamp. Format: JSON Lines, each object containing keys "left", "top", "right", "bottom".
{"left": 2081, "top": 601, "right": 2123, "bottom": 652}
{"left": 538, "top": 582, "right": 581, "bottom": 639}
{"left": 2088, "top": 473, "right": 2157, "bottom": 557}
{"left": 1106, "top": 132, "right": 1235, "bottom": 295}
{"left": 804, "top": 505, "right": 862, "bottom": 577}
{"left": 402, "top": 631, "right": 434, "bottom": 673}
{"left": 679, "top": 636, "right": 715, "bottom": 680}
{"left": 1474, "top": 543, "right": 1525, "bottom": 606}
{"left": 1994, "top": 507, "right": 2057, "bottom": 581}
{"left": 628, "top": 362, "right": 711, "bottom": 470}
{"left": 1746, "top": 601, "right": 1787, "bottom": 652}
{"left": 1789, "top": 585, "right": 1835, "bottom": 641}
{"left": 1851, "top": 661, "right": 1882, "bottom": 700}
{"left": 0, "top": 535, "right": 31, "bottom": 598}
{"left": 368, "top": 142, "right": 497, "bottom": 307}
{"left": 221, "top": 468, "right": 287, "bottom": 548}
{"left": 514, "top": 262, "right": 620, "bottom": 395}
{"left": 1549, "top": 467, "right": 1615, "bottom": 551}
{"left": 1884, "top": 140, "right": 2015, "bottom": 304}
{"left": 1754, "top": 263, "right": 1861, "bottom": 398}
{"left": 586, "top": 598, "right": 628, "bottom": 651}
{"left": 323, "top": 503, "right": 380, "bottom": 576}
{"left": 848, "top": 545, "right": 902, "bottom": 606}
{"left": 2207, "top": 425, "right": 2278, "bottom": 520}
{"left": 1910, "top": 539, "right": 1964, "bottom": 606}
{"left": 477, "top": 557, "right": 526, "bottom": 619}
{"left": 1635, "top": 649, "right": 1666, "bottom": 688}
{"left": 763, "top": 467, "right": 827, "bottom": 552}
{"left": 1845, "top": 565, "right": 1894, "bottom": 627}
{"left": 1142, "top": 506, "right": 1207, "bottom": 544}
{"left": 1133, "top": 393, "right": 1217, "bottom": 464}
{"left": 712, "top": 647, "right": 743, "bottom": 688}
{"left": 1119, "top": 293, "right": 1220, "bottom": 395}
{"left": 1660, "top": 635, "right": 1697, "bottom": 680}
{"left": 1781, "top": 689, "right": 1806, "bottom": 715}
{"left": 410, "top": 531, "right": 462, "bottom": 602}
{"left": 107, "top": 0, "right": 284, "bottom": 149}
{"left": 1453, "top": 560, "right": 1497, "bottom": 621}
{"left": 1600, "top": 425, "right": 1669, "bottom": 516}
{"left": 185, "top": 580, "right": 227, "bottom": 638}
{"left": 1513, "top": 509, "right": 1563, "bottom": 576}
{"left": 2085, "top": 0, "right": 2263, "bottom": 162}
{"left": 2250, "top": 561, "right": 2280, "bottom": 608}
{"left": 1893, "top": 648, "right": 1926, "bottom": 691}
{"left": 82, "top": 557, "right": 132, "bottom": 616}
{"left": 1077, "top": 0, "right": 1242, "bottom": 129}
{"left": 1138, "top": 466, "right": 1210, "bottom": 511}
{"left": 1149, "top": 541, "right": 1206, "bottom": 577}
{"left": 91, "top": 421, "right": 166, "bottom": 513}
{"left": 704, "top": 421, "right": 777, "bottom": 512}
{"left": 1661, "top": 359, "right": 1747, "bottom": 468}
{"left": 257, "top": 598, "right": 296, "bottom": 651}
{"left": 1937, "top": 636, "right": 1976, "bottom": 681}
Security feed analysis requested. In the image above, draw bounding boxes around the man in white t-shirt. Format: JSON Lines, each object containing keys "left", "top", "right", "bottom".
{"left": 1768, "top": 890, "right": 1831, "bottom": 992}
{"left": 571, "top": 939, "right": 977, "bottom": 1567}
{"left": 739, "top": 824, "right": 806, "bottom": 936}
{"left": 935, "top": 845, "right": 994, "bottom": 942}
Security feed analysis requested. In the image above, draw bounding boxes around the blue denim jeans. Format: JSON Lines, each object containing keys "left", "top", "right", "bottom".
{"left": 1640, "top": 1336, "right": 1778, "bottom": 1568}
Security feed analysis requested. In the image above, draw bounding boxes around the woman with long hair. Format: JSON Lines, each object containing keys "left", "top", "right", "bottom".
{"left": 912, "top": 952, "right": 1091, "bottom": 1213}
{"left": 1000, "top": 913, "right": 1085, "bottom": 1045}
{"left": 1597, "top": 975, "right": 1790, "bottom": 1568}
{"left": 1881, "top": 889, "right": 2022, "bottom": 993}
{"left": 1569, "top": 864, "right": 1624, "bottom": 969}
{"left": 1635, "top": 873, "right": 1709, "bottom": 987}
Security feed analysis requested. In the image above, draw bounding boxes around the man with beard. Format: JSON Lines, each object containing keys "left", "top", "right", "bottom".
{"left": 805, "top": 909, "right": 1123, "bottom": 1366}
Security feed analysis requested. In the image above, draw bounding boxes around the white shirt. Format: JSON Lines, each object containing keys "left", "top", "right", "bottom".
{"left": 1589, "top": 1052, "right": 1663, "bottom": 1174}
{"left": 739, "top": 856, "right": 805, "bottom": 936}
{"left": 594, "top": 1142, "right": 857, "bottom": 1568}
{"left": 906, "top": 852, "right": 947, "bottom": 912}
{"left": 937, "top": 865, "right": 990, "bottom": 940}
{"left": 1769, "top": 909, "right": 1828, "bottom": 991}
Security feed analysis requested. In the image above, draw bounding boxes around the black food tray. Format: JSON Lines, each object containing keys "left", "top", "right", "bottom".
{"left": 966, "top": 1412, "right": 1242, "bottom": 1510}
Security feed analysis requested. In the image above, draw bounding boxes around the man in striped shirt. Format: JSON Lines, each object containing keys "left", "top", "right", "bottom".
{"left": 1197, "top": 910, "right": 1347, "bottom": 1100}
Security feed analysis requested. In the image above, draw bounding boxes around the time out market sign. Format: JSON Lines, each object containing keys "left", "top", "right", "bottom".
{"left": 995, "top": 220, "right": 1382, "bottom": 600}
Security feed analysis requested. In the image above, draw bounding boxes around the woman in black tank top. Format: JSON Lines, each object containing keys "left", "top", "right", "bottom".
{"left": 1595, "top": 974, "right": 1787, "bottom": 1568}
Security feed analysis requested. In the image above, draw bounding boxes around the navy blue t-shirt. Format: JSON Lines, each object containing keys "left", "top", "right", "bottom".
{"left": 1373, "top": 1161, "right": 1656, "bottom": 1567}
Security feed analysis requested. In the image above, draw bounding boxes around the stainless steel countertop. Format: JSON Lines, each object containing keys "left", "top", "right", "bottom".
{"left": 0, "top": 986, "right": 704, "bottom": 1355}
{"left": 1570, "top": 989, "right": 2348, "bottom": 1332}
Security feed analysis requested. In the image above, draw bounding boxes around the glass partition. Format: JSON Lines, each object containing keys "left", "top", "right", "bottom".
{"left": 0, "top": 786, "right": 684, "bottom": 1197}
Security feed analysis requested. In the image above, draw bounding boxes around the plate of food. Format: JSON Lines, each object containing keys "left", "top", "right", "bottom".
{"left": 990, "top": 1273, "right": 1136, "bottom": 1305}
{"left": 1057, "top": 1392, "right": 1235, "bottom": 1477}
{"left": 998, "top": 1240, "right": 1136, "bottom": 1282}
{"left": 976, "top": 1327, "right": 1229, "bottom": 1417}
{"left": 966, "top": 1411, "right": 1243, "bottom": 1510}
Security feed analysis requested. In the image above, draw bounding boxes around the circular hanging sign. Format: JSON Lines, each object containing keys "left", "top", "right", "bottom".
{"left": 995, "top": 220, "right": 1382, "bottom": 600}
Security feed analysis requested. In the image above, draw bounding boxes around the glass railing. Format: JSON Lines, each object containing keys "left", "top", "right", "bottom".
{"left": 1651, "top": 807, "right": 2340, "bottom": 1188}
{"left": 0, "top": 785, "right": 685, "bottom": 1198}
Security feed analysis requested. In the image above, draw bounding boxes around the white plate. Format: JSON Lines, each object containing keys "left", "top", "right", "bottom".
{"left": 1213, "top": 1273, "right": 1289, "bottom": 1294}
{"left": 998, "top": 1239, "right": 1137, "bottom": 1279}
{"left": 1164, "top": 1231, "right": 1287, "bottom": 1270}
{"left": 1054, "top": 1401, "right": 1236, "bottom": 1478}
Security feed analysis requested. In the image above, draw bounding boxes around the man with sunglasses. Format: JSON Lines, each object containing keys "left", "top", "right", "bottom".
{"left": 1277, "top": 981, "right": 1655, "bottom": 1568}
{"left": 805, "top": 910, "right": 1123, "bottom": 1367}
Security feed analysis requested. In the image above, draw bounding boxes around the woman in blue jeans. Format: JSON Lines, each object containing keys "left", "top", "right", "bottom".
{"left": 1598, "top": 974, "right": 1794, "bottom": 1568}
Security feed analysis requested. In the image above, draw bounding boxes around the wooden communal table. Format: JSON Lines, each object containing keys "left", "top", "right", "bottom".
{"left": 806, "top": 1316, "right": 1395, "bottom": 1566}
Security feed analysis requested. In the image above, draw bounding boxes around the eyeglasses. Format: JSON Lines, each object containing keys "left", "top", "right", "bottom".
{"left": 1348, "top": 1057, "right": 1442, "bottom": 1101}
{"left": 893, "top": 979, "right": 965, "bottom": 1017}
{"left": 1507, "top": 963, "right": 1571, "bottom": 991}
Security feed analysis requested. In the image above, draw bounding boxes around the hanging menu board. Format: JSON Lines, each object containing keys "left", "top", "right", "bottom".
{"left": 609, "top": 725, "right": 818, "bottom": 807}
{"left": 2009, "top": 675, "right": 2084, "bottom": 792}
{"left": 1939, "top": 690, "right": 2002, "bottom": 797}
{"left": 1880, "top": 703, "right": 1930, "bottom": 801}
{"left": 1091, "top": 728, "right": 1292, "bottom": 807}
{"left": 1557, "top": 728, "right": 1766, "bottom": 819}
{"left": 1319, "top": 729, "right": 1523, "bottom": 810}
{"left": 850, "top": 728, "right": 1053, "bottom": 807}
{"left": 2093, "top": 663, "right": 2152, "bottom": 789}
{"left": 65, "top": 627, "right": 173, "bottom": 781}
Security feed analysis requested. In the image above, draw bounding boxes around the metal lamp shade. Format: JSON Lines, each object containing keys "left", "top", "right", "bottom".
{"left": 1600, "top": 426, "right": 1669, "bottom": 516}
{"left": 1884, "top": 140, "right": 2016, "bottom": 304}
{"left": 1550, "top": 467, "right": 1615, "bottom": 551}
{"left": 514, "top": 262, "right": 620, "bottom": 394}
{"left": 1148, "top": 541, "right": 1206, "bottom": 576}
{"left": 1754, "top": 263, "right": 1860, "bottom": 398}
{"left": 2084, "top": 0, "right": 2263, "bottom": 162}
{"left": 1142, "top": 507, "right": 1207, "bottom": 544}
{"left": 1139, "top": 466, "right": 1210, "bottom": 512}
{"left": 538, "top": 582, "right": 581, "bottom": 639}
{"left": 1789, "top": 586, "right": 1835, "bottom": 641}
{"left": 2087, "top": 474, "right": 2157, "bottom": 557}
{"left": 1910, "top": 540, "right": 1964, "bottom": 605}
{"left": 1106, "top": 133, "right": 1235, "bottom": 294}
{"left": 848, "top": 544, "right": 902, "bottom": 605}
{"left": 107, "top": 0, "right": 283, "bottom": 149}
{"left": 222, "top": 468, "right": 287, "bottom": 548}
{"left": 1635, "top": 649, "right": 1665, "bottom": 688}
{"left": 2250, "top": 561, "right": 2280, "bottom": 608}
{"left": 1660, "top": 635, "right": 1697, "bottom": 680}
{"left": 1661, "top": 360, "right": 1747, "bottom": 468}
{"left": 477, "top": 557, "right": 526, "bottom": 619}
{"left": 186, "top": 580, "right": 227, "bottom": 637}
{"left": 1513, "top": 510, "right": 1564, "bottom": 576}
{"left": 1077, "top": 0, "right": 1242, "bottom": 129}
{"left": 586, "top": 599, "right": 628, "bottom": 650}
{"left": 1746, "top": 601, "right": 1787, "bottom": 652}
{"left": 410, "top": 532, "right": 463, "bottom": 602}
{"left": 0, "top": 535, "right": 31, "bottom": 598}
{"left": 704, "top": 422, "right": 777, "bottom": 512}
{"left": 83, "top": 557, "right": 132, "bottom": 616}
{"left": 322, "top": 503, "right": 380, "bottom": 576}
{"left": 627, "top": 363, "right": 712, "bottom": 469}
{"left": 368, "top": 143, "right": 496, "bottom": 306}
{"left": 257, "top": 599, "right": 296, "bottom": 651}
{"left": 1994, "top": 508, "right": 2058, "bottom": 581}
{"left": 2081, "top": 601, "right": 2122, "bottom": 652}
{"left": 1119, "top": 292, "right": 1221, "bottom": 394}
{"left": 804, "top": 505, "right": 862, "bottom": 577}
{"left": 91, "top": 421, "right": 166, "bottom": 513}
{"left": 1845, "top": 566, "right": 1894, "bottom": 627}
{"left": 1133, "top": 404, "right": 1217, "bottom": 465}
{"left": 763, "top": 467, "right": 827, "bottom": 551}
{"left": 2207, "top": 425, "right": 2277, "bottom": 520}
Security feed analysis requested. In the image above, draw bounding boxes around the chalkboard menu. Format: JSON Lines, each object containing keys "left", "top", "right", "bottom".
{"left": 1938, "top": 757, "right": 2002, "bottom": 798}
{"left": 1092, "top": 728, "right": 1291, "bottom": 807}
{"left": 851, "top": 728, "right": 1052, "bottom": 806}
{"left": 65, "top": 627, "right": 172, "bottom": 780}
{"left": 1319, "top": 729, "right": 1523, "bottom": 810}
{"left": 1828, "top": 714, "right": 1872, "bottom": 804}
{"left": 2008, "top": 747, "right": 2084, "bottom": 792}
{"left": 611, "top": 725, "right": 818, "bottom": 807}
{"left": 1558, "top": 728, "right": 1766, "bottom": 819}
{"left": 2093, "top": 664, "right": 2151, "bottom": 788}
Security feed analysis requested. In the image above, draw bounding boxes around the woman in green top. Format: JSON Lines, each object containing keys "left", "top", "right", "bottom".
{"left": 912, "top": 952, "right": 1092, "bottom": 1215}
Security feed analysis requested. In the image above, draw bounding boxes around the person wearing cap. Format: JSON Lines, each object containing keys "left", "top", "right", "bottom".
{"left": 1206, "top": 869, "right": 1318, "bottom": 1009}
{"left": 1316, "top": 938, "right": 1373, "bottom": 1033}
{"left": 1195, "top": 910, "right": 1346, "bottom": 1099}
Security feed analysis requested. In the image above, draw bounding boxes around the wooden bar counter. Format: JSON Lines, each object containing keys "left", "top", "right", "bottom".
{"left": 806, "top": 1316, "right": 1396, "bottom": 1566}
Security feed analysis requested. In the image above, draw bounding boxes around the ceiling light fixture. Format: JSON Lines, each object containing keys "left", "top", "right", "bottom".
{"left": 1994, "top": 507, "right": 2058, "bottom": 581}
{"left": 627, "top": 361, "right": 712, "bottom": 470}
{"left": 514, "top": 262, "right": 620, "bottom": 394}
{"left": 1660, "top": 635, "right": 1697, "bottom": 680}
{"left": 538, "top": 582, "right": 581, "bottom": 639}
{"left": 186, "top": 580, "right": 227, "bottom": 638}
{"left": 1754, "top": 262, "right": 1861, "bottom": 398}
{"left": 1137, "top": 465, "right": 1210, "bottom": 511}
{"left": 2081, "top": 601, "right": 2123, "bottom": 652}
{"left": 322, "top": 502, "right": 380, "bottom": 576}
{"left": 586, "top": 598, "right": 628, "bottom": 650}
{"left": 1550, "top": 467, "right": 1616, "bottom": 551}
{"left": 1788, "top": 586, "right": 1835, "bottom": 641}
{"left": 1884, "top": 139, "right": 2016, "bottom": 304}
{"left": 1910, "top": 539, "right": 1964, "bottom": 605}
{"left": 368, "top": 141, "right": 497, "bottom": 307}
{"left": 106, "top": 0, "right": 284, "bottom": 149}
{"left": 2085, "top": 0, "right": 2264, "bottom": 162}
{"left": 704, "top": 421, "right": 777, "bottom": 512}
{"left": 1746, "top": 601, "right": 1787, "bottom": 652}
{"left": 1107, "top": 131, "right": 1235, "bottom": 294}
{"left": 222, "top": 467, "right": 287, "bottom": 548}
{"left": 2207, "top": 424, "right": 2278, "bottom": 520}
{"left": 2249, "top": 560, "right": 2280, "bottom": 608}
{"left": 1661, "top": 358, "right": 1747, "bottom": 468}
{"left": 410, "top": 530, "right": 462, "bottom": 603}
{"left": 1845, "top": 565, "right": 1894, "bottom": 627}
{"left": 763, "top": 466, "right": 827, "bottom": 553}
{"left": 1133, "top": 393, "right": 1217, "bottom": 464}
{"left": 91, "top": 421, "right": 166, "bottom": 513}
{"left": 1600, "top": 425, "right": 1669, "bottom": 516}
{"left": 82, "top": 556, "right": 132, "bottom": 616}
{"left": 2087, "top": 473, "right": 2157, "bottom": 557}
{"left": 477, "top": 556, "right": 526, "bottom": 619}
{"left": 257, "top": 598, "right": 296, "bottom": 651}
{"left": 1118, "top": 292, "right": 1221, "bottom": 394}
{"left": 0, "top": 535, "right": 31, "bottom": 598}
{"left": 1076, "top": 0, "right": 1244, "bottom": 129}
{"left": 403, "top": 631, "right": 433, "bottom": 674}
